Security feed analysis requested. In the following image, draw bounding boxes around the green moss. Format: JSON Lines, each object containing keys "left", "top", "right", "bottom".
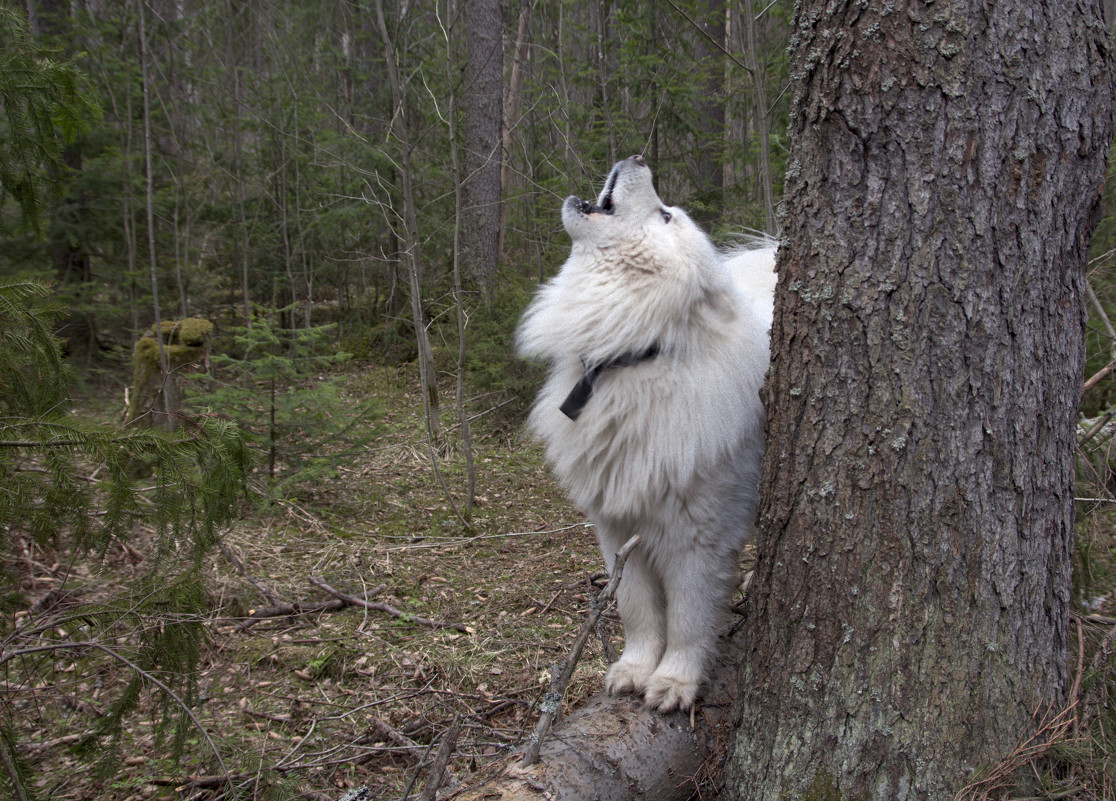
{"left": 127, "top": 318, "right": 214, "bottom": 423}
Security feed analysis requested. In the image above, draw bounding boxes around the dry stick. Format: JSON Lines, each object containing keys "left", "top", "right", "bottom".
{"left": 0, "top": 740, "right": 30, "bottom": 801}
{"left": 369, "top": 717, "right": 425, "bottom": 757}
{"left": 1071, "top": 616, "right": 1085, "bottom": 740}
{"left": 1084, "top": 358, "right": 1116, "bottom": 394}
{"left": 587, "top": 573, "right": 618, "bottom": 663}
{"left": 1086, "top": 276, "right": 1116, "bottom": 361}
{"left": 1079, "top": 410, "right": 1114, "bottom": 446}
{"left": 309, "top": 576, "right": 469, "bottom": 633}
{"left": 234, "top": 582, "right": 388, "bottom": 633}
{"left": 520, "top": 534, "right": 641, "bottom": 768}
{"left": 218, "top": 539, "right": 280, "bottom": 607}
{"left": 417, "top": 713, "right": 462, "bottom": 801}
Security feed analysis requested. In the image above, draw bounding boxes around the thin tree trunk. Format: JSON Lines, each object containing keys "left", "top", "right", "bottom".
{"left": 138, "top": 0, "right": 174, "bottom": 427}
{"left": 498, "top": 0, "right": 530, "bottom": 262}
{"left": 692, "top": 0, "right": 726, "bottom": 208}
{"left": 444, "top": 1, "right": 477, "bottom": 523}
{"left": 117, "top": 46, "right": 140, "bottom": 349}
{"left": 460, "top": 0, "right": 503, "bottom": 304}
{"left": 590, "top": 0, "right": 616, "bottom": 163}
{"left": 373, "top": 0, "right": 441, "bottom": 445}
{"left": 228, "top": 16, "right": 252, "bottom": 330}
{"left": 279, "top": 115, "right": 297, "bottom": 317}
{"left": 31, "top": 0, "right": 97, "bottom": 355}
{"left": 725, "top": 3, "right": 1114, "bottom": 799}
{"left": 741, "top": 0, "right": 775, "bottom": 234}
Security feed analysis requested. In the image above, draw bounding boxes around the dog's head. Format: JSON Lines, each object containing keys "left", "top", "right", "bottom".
{"left": 561, "top": 155, "right": 716, "bottom": 275}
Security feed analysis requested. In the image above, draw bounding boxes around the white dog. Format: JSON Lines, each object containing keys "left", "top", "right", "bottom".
{"left": 517, "top": 155, "right": 776, "bottom": 712}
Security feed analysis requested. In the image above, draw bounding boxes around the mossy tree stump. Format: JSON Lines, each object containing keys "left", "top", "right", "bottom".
{"left": 126, "top": 318, "right": 213, "bottom": 428}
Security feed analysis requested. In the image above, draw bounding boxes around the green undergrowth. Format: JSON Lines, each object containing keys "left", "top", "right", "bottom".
{"left": 3, "top": 346, "right": 609, "bottom": 799}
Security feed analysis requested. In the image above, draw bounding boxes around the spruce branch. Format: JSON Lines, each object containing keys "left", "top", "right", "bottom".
{"left": 0, "top": 640, "right": 230, "bottom": 779}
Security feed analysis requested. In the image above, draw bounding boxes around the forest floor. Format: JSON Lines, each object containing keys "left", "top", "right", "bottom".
{"left": 6, "top": 359, "right": 1116, "bottom": 801}
{"left": 6, "top": 363, "right": 640, "bottom": 801}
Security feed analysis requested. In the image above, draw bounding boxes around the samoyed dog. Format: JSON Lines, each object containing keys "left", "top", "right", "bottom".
{"left": 516, "top": 155, "right": 776, "bottom": 712}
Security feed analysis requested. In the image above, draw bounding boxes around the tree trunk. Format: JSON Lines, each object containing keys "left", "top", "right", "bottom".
{"left": 740, "top": 0, "right": 775, "bottom": 234}
{"left": 445, "top": 8, "right": 477, "bottom": 524}
{"left": 373, "top": 0, "right": 442, "bottom": 444}
{"left": 726, "top": 3, "right": 1114, "bottom": 800}
{"left": 460, "top": 0, "right": 503, "bottom": 304}
{"left": 692, "top": 0, "right": 725, "bottom": 210}
{"left": 30, "top": 0, "right": 98, "bottom": 355}
{"left": 138, "top": 0, "right": 175, "bottom": 428}
{"left": 498, "top": 0, "right": 530, "bottom": 262}
{"left": 446, "top": 621, "right": 749, "bottom": 801}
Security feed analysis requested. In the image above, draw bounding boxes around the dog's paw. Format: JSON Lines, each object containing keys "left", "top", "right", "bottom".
{"left": 604, "top": 659, "right": 655, "bottom": 696}
{"left": 643, "top": 669, "right": 700, "bottom": 713}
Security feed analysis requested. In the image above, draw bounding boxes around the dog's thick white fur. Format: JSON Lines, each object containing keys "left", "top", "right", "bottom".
{"left": 516, "top": 155, "right": 776, "bottom": 712}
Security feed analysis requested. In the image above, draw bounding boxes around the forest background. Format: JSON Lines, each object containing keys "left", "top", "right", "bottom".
{"left": 3, "top": 0, "right": 1116, "bottom": 799}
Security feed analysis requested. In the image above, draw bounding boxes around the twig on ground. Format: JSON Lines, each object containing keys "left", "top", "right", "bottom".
{"left": 520, "top": 534, "right": 641, "bottom": 768}
{"left": 418, "top": 713, "right": 462, "bottom": 801}
{"left": 0, "top": 740, "right": 30, "bottom": 801}
{"left": 368, "top": 717, "right": 425, "bottom": 757}
{"left": 233, "top": 581, "right": 387, "bottom": 632}
{"left": 218, "top": 539, "right": 280, "bottom": 607}
{"left": 234, "top": 599, "right": 346, "bottom": 631}
{"left": 310, "top": 576, "right": 469, "bottom": 633}
{"left": 1071, "top": 616, "right": 1085, "bottom": 739}
{"left": 380, "top": 522, "right": 594, "bottom": 552}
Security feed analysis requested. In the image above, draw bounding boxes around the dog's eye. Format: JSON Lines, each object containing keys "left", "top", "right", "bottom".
{"left": 661, "top": 209, "right": 672, "bottom": 223}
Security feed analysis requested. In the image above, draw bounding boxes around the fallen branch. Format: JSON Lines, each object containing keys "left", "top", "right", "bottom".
{"left": 218, "top": 539, "right": 280, "bottom": 607}
{"left": 235, "top": 600, "right": 339, "bottom": 631}
{"left": 310, "top": 576, "right": 469, "bottom": 633}
{"left": 233, "top": 581, "right": 387, "bottom": 632}
{"left": 418, "top": 713, "right": 462, "bottom": 801}
{"left": 367, "top": 716, "right": 425, "bottom": 757}
{"left": 521, "top": 534, "right": 640, "bottom": 767}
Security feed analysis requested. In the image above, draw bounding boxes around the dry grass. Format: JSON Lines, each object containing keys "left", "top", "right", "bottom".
{"left": 2, "top": 366, "right": 618, "bottom": 800}
{"left": 5, "top": 361, "right": 1116, "bottom": 801}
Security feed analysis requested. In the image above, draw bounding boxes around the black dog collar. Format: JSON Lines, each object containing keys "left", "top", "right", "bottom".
{"left": 559, "top": 344, "right": 661, "bottom": 421}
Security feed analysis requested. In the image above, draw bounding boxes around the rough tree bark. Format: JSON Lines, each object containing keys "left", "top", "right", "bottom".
{"left": 726, "top": 2, "right": 1114, "bottom": 800}
{"left": 460, "top": 0, "right": 503, "bottom": 304}
{"left": 446, "top": 621, "right": 749, "bottom": 801}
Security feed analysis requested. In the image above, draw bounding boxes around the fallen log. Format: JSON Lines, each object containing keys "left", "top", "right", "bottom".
{"left": 443, "top": 618, "right": 749, "bottom": 801}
